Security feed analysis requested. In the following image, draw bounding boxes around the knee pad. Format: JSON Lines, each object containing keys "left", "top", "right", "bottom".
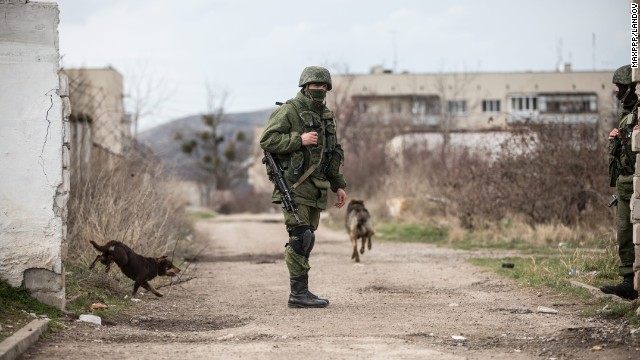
{"left": 302, "top": 229, "right": 315, "bottom": 258}
{"left": 288, "top": 226, "right": 315, "bottom": 257}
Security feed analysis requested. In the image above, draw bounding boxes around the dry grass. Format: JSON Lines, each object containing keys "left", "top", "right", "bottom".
{"left": 67, "top": 153, "right": 189, "bottom": 266}
{"left": 380, "top": 123, "right": 612, "bottom": 230}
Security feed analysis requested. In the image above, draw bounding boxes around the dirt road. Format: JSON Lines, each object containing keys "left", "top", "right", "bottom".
{"left": 22, "top": 213, "right": 640, "bottom": 359}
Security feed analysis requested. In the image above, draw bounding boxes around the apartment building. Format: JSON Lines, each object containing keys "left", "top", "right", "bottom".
{"left": 329, "top": 65, "right": 616, "bottom": 131}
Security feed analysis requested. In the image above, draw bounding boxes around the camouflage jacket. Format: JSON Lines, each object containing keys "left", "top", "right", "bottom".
{"left": 609, "top": 98, "right": 640, "bottom": 185}
{"left": 260, "top": 91, "right": 347, "bottom": 210}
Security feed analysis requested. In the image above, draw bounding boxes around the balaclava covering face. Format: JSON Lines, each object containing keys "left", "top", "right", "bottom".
{"left": 305, "top": 88, "right": 327, "bottom": 104}
{"left": 617, "top": 84, "right": 638, "bottom": 106}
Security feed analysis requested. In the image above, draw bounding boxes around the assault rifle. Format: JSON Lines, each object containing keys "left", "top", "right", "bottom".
{"left": 262, "top": 151, "right": 301, "bottom": 224}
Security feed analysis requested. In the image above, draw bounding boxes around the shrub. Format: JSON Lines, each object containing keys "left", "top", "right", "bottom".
{"left": 67, "top": 151, "right": 189, "bottom": 266}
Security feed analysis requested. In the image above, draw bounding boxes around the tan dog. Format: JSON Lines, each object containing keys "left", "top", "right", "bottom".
{"left": 89, "top": 240, "right": 180, "bottom": 297}
{"left": 345, "top": 200, "right": 375, "bottom": 262}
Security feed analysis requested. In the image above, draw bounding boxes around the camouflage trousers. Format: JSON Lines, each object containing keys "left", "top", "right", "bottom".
{"left": 282, "top": 204, "right": 321, "bottom": 277}
{"left": 616, "top": 180, "right": 636, "bottom": 276}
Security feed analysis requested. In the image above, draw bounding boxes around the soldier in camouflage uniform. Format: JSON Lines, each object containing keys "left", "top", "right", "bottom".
{"left": 260, "top": 66, "right": 347, "bottom": 308}
{"left": 601, "top": 64, "right": 639, "bottom": 300}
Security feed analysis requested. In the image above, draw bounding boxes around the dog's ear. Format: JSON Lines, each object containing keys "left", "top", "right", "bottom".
{"left": 160, "top": 255, "right": 168, "bottom": 259}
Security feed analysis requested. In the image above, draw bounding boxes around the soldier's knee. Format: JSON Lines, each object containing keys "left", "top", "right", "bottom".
{"left": 288, "top": 226, "right": 315, "bottom": 256}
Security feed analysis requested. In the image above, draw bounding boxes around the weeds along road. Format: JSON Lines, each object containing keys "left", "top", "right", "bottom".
{"left": 23, "top": 213, "right": 639, "bottom": 359}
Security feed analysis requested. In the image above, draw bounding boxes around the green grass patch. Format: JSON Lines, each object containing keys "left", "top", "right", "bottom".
{"left": 590, "top": 301, "right": 640, "bottom": 324}
{"left": 374, "top": 221, "right": 551, "bottom": 252}
{"left": 376, "top": 222, "right": 447, "bottom": 244}
{"left": 452, "top": 236, "right": 552, "bottom": 253}
{"left": 64, "top": 263, "right": 133, "bottom": 319}
{"left": 0, "top": 279, "right": 63, "bottom": 342}
{"left": 190, "top": 210, "right": 215, "bottom": 220}
{"left": 187, "top": 210, "right": 216, "bottom": 226}
{"left": 468, "top": 256, "right": 590, "bottom": 298}
{"left": 469, "top": 254, "right": 640, "bottom": 325}
{"left": 0, "top": 267, "right": 130, "bottom": 342}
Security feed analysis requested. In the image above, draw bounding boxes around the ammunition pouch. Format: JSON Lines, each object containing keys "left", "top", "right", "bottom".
{"left": 286, "top": 151, "right": 306, "bottom": 183}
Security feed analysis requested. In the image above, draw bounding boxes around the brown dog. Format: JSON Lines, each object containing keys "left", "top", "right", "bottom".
{"left": 89, "top": 240, "right": 180, "bottom": 297}
{"left": 345, "top": 200, "right": 375, "bottom": 262}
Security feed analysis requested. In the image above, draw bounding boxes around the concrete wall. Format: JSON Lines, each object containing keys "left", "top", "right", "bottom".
{"left": 0, "top": 1, "right": 67, "bottom": 308}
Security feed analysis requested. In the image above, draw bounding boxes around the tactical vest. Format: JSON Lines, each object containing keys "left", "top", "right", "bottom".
{"left": 281, "top": 97, "right": 338, "bottom": 187}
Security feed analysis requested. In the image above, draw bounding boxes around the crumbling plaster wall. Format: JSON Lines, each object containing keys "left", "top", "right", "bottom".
{"left": 0, "top": 1, "right": 68, "bottom": 308}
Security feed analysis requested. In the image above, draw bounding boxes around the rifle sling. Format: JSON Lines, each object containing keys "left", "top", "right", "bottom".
{"left": 292, "top": 121, "right": 325, "bottom": 190}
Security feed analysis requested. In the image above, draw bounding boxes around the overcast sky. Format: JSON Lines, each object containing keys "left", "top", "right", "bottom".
{"left": 55, "top": 0, "right": 627, "bottom": 131}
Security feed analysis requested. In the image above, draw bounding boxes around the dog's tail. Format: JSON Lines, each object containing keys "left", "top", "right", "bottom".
{"left": 89, "top": 240, "right": 108, "bottom": 252}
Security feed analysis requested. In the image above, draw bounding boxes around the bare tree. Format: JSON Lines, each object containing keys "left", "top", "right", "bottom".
{"left": 328, "top": 67, "right": 396, "bottom": 197}
{"left": 177, "top": 86, "right": 248, "bottom": 207}
{"left": 124, "top": 61, "right": 174, "bottom": 138}
{"left": 431, "top": 71, "right": 478, "bottom": 144}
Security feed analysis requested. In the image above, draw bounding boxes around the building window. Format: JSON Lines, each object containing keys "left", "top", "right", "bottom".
{"left": 411, "top": 96, "right": 440, "bottom": 115}
{"left": 482, "top": 100, "right": 501, "bottom": 113}
{"left": 390, "top": 102, "right": 402, "bottom": 113}
{"left": 539, "top": 93, "right": 597, "bottom": 113}
{"left": 509, "top": 95, "right": 538, "bottom": 111}
{"left": 357, "top": 101, "right": 368, "bottom": 113}
{"left": 411, "top": 101, "right": 423, "bottom": 115}
{"left": 447, "top": 100, "right": 466, "bottom": 115}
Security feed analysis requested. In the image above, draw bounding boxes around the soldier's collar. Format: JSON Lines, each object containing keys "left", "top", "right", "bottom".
{"left": 296, "top": 91, "right": 325, "bottom": 114}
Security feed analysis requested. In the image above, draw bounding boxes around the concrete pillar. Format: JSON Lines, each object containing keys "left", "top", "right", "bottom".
{"left": 0, "top": 2, "right": 67, "bottom": 308}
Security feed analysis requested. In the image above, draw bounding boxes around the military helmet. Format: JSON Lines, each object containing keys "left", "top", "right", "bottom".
{"left": 299, "top": 66, "right": 332, "bottom": 91}
{"left": 612, "top": 65, "right": 633, "bottom": 85}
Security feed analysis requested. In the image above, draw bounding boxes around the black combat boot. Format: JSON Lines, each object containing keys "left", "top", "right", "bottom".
{"left": 300, "top": 273, "right": 330, "bottom": 305}
{"left": 288, "top": 274, "right": 328, "bottom": 308}
{"left": 600, "top": 274, "right": 638, "bottom": 300}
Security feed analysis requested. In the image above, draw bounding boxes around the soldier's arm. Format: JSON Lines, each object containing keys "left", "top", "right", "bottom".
{"left": 334, "top": 188, "right": 346, "bottom": 208}
{"left": 326, "top": 144, "right": 347, "bottom": 192}
{"left": 260, "top": 105, "right": 303, "bottom": 154}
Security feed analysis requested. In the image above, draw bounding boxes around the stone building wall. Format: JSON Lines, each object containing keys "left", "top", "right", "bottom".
{"left": 0, "top": 1, "right": 68, "bottom": 308}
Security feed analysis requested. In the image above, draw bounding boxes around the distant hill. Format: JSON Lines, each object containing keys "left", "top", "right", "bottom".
{"left": 138, "top": 108, "right": 274, "bottom": 183}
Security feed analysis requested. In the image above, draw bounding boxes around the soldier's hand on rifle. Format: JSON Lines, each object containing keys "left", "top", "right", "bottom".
{"left": 301, "top": 131, "right": 318, "bottom": 146}
{"left": 609, "top": 128, "right": 618, "bottom": 141}
{"left": 334, "top": 188, "right": 346, "bottom": 208}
